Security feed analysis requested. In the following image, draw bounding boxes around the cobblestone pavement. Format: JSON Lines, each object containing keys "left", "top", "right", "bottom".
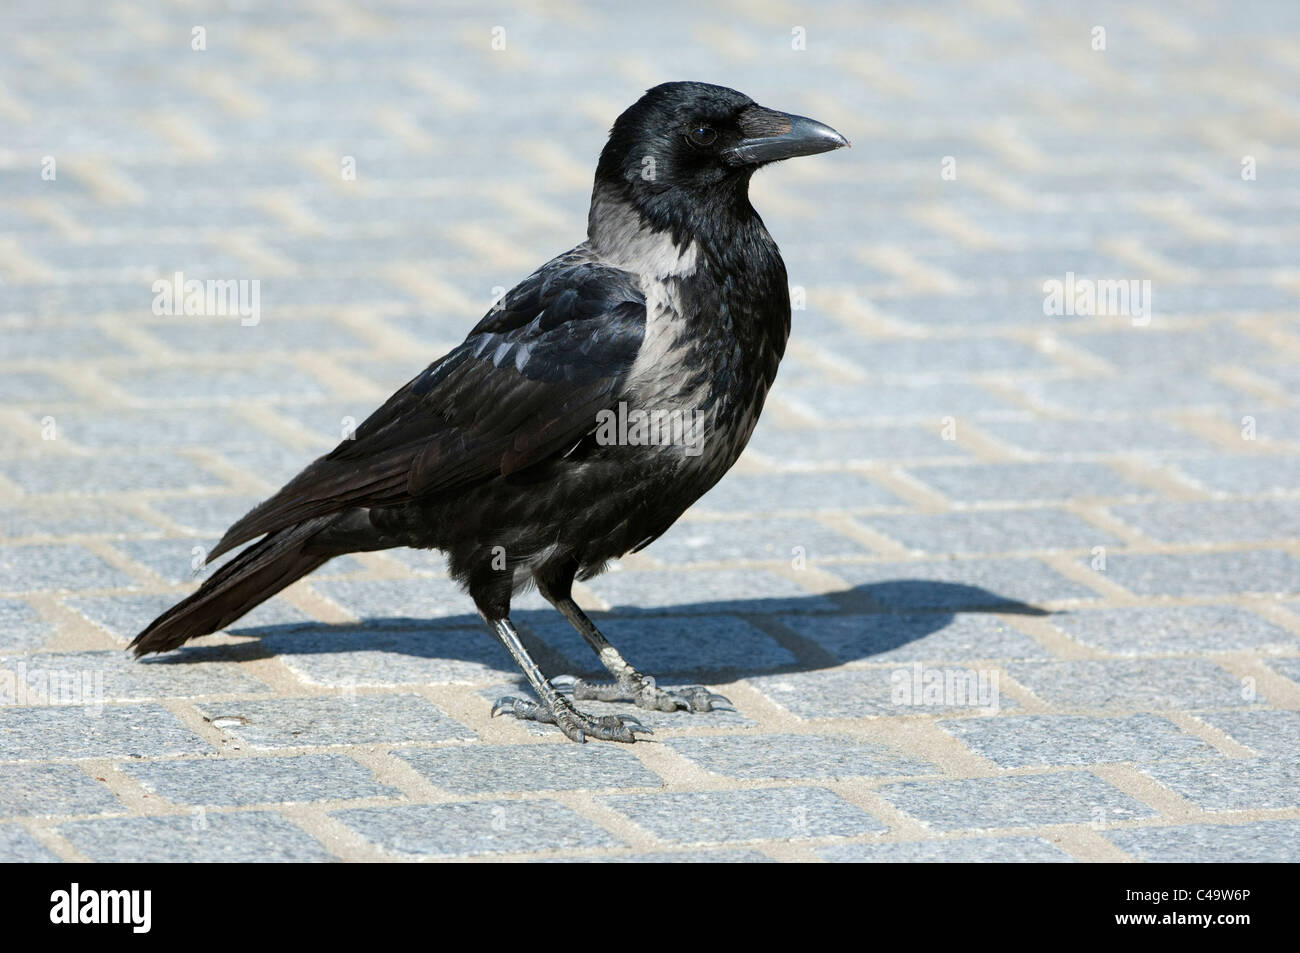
{"left": 1, "top": 0, "right": 1299, "bottom": 862}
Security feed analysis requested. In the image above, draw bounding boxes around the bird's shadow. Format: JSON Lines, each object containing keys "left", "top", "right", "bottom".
{"left": 143, "top": 581, "right": 1050, "bottom": 684}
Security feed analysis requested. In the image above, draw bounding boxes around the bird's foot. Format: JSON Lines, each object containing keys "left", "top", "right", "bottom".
{"left": 553, "top": 674, "right": 731, "bottom": 713}
{"left": 490, "top": 694, "right": 651, "bottom": 744}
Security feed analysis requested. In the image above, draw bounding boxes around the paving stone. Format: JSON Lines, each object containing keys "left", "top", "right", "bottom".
{"left": 1110, "top": 499, "right": 1300, "bottom": 543}
{"left": 0, "top": 703, "right": 209, "bottom": 761}
{"left": 536, "top": 848, "right": 775, "bottom": 862}
{"left": 905, "top": 461, "right": 1146, "bottom": 503}
{"left": 1087, "top": 549, "right": 1300, "bottom": 597}
{"left": 1195, "top": 710, "right": 1300, "bottom": 757}
{"left": 665, "top": 733, "right": 935, "bottom": 780}
{"left": 0, "top": 599, "right": 55, "bottom": 651}
{"left": 1138, "top": 758, "right": 1300, "bottom": 811}
{"left": 975, "top": 419, "right": 1206, "bottom": 455}
{"left": 1045, "top": 605, "right": 1299, "bottom": 655}
{"left": 745, "top": 422, "right": 969, "bottom": 465}
{"left": 748, "top": 667, "right": 1012, "bottom": 719}
{"left": 0, "top": 454, "right": 226, "bottom": 494}
{"left": 58, "top": 812, "right": 334, "bottom": 862}
{"left": 257, "top": 623, "right": 518, "bottom": 686}
{"left": 0, "top": 824, "right": 60, "bottom": 862}
{"left": 828, "top": 558, "right": 1097, "bottom": 609}
{"left": 195, "top": 693, "right": 475, "bottom": 748}
{"left": 868, "top": 509, "right": 1117, "bottom": 554}
{"left": 1103, "top": 820, "right": 1300, "bottom": 862}
{"left": 818, "top": 836, "right": 1073, "bottom": 862}
{"left": 0, "top": 763, "right": 121, "bottom": 816}
{"left": 602, "top": 787, "right": 886, "bottom": 843}
{"left": 0, "top": 544, "right": 137, "bottom": 593}
{"left": 645, "top": 517, "right": 873, "bottom": 564}
{"left": 581, "top": 568, "right": 837, "bottom": 614}
{"left": 0, "top": 650, "right": 270, "bottom": 702}
{"left": 877, "top": 772, "right": 1156, "bottom": 830}
{"left": 332, "top": 800, "right": 621, "bottom": 857}
{"left": 65, "top": 591, "right": 309, "bottom": 642}
{"left": 785, "top": 612, "right": 1051, "bottom": 664}
{"left": 1266, "top": 657, "right": 1300, "bottom": 686}
{"left": 941, "top": 714, "right": 1216, "bottom": 767}
{"left": 1173, "top": 455, "right": 1300, "bottom": 494}
{"left": 120, "top": 753, "right": 400, "bottom": 806}
{"left": 1007, "top": 659, "right": 1257, "bottom": 710}
{"left": 395, "top": 743, "right": 661, "bottom": 794}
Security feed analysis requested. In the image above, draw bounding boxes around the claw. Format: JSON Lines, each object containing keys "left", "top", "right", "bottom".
{"left": 491, "top": 696, "right": 524, "bottom": 718}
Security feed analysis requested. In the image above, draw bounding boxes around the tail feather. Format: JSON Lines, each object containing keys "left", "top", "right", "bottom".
{"left": 130, "top": 517, "right": 338, "bottom": 656}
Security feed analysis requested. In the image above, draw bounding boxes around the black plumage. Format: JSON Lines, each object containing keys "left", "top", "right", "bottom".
{"left": 132, "top": 81, "right": 848, "bottom": 742}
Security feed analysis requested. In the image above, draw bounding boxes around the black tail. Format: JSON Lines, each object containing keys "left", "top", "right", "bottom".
{"left": 130, "top": 517, "right": 340, "bottom": 656}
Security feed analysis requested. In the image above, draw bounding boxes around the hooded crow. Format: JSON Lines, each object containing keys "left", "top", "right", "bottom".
{"left": 131, "top": 81, "right": 848, "bottom": 742}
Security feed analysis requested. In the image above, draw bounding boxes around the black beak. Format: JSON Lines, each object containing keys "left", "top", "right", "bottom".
{"left": 722, "top": 106, "right": 849, "bottom": 166}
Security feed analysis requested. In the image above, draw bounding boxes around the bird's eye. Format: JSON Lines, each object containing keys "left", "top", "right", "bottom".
{"left": 687, "top": 125, "right": 718, "bottom": 147}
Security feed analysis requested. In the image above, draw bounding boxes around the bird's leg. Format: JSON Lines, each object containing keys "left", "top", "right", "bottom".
{"left": 546, "top": 595, "right": 730, "bottom": 714}
{"left": 485, "top": 616, "right": 649, "bottom": 743}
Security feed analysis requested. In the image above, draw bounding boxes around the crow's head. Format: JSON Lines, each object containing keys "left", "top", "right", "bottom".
{"left": 594, "top": 81, "right": 847, "bottom": 205}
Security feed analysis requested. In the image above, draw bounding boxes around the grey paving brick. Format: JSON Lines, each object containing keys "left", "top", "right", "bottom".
{"left": 942, "top": 714, "right": 1216, "bottom": 768}
{"left": 694, "top": 472, "right": 905, "bottom": 514}
{"left": 0, "top": 703, "right": 209, "bottom": 761}
{"left": 868, "top": 509, "right": 1117, "bottom": 554}
{"left": 142, "top": 494, "right": 266, "bottom": 537}
{"left": 602, "top": 786, "right": 886, "bottom": 843}
{"left": 818, "top": 836, "right": 1073, "bottom": 863}
{"left": 120, "top": 753, "right": 400, "bottom": 806}
{"left": 0, "top": 599, "right": 55, "bottom": 651}
{"left": 1066, "top": 324, "right": 1274, "bottom": 369}
{"left": 536, "top": 848, "right": 775, "bottom": 863}
{"left": 0, "top": 763, "right": 121, "bottom": 817}
{"left": 50, "top": 407, "right": 259, "bottom": 450}
{"left": 1104, "top": 820, "right": 1300, "bottom": 862}
{"left": 0, "top": 500, "right": 155, "bottom": 538}
{"left": 777, "top": 380, "right": 1020, "bottom": 422}
{"left": 745, "top": 422, "right": 969, "bottom": 465}
{"left": 828, "top": 558, "right": 1097, "bottom": 609}
{"left": 0, "top": 453, "right": 226, "bottom": 494}
{"left": 0, "top": 824, "right": 60, "bottom": 862}
{"left": 1173, "top": 455, "right": 1300, "bottom": 494}
{"left": 527, "top": 614, "right": 795, "bottom": 676}
{"left": 1045, "top": 605, "right": 1299, "bottom": 655}
{"left": 258, "top": 623, "right": 517, "bottom": 686}
{"left": 645, "top": 517, "right": 873, "bottom": 564}
{"left": 1016, "top": 372, "right": 1250, "bottom": 414}
{"left": 58, "top": 811, "right": 334, "bottom": 862}
{"left": 0, "top": 544, "right": 137, "bottom": 593}
{"left": 878, "top": 772, "right": 1156, "bottom": 830}
{"left": 0, "top": 370, "right": 75, "bottom": 403}
{"left": 332, "top": 800, "right": 621, "bottom": 857}
{"left": 1110, "top": 499, "right": 1300, "bottom": 544}
{"left": 1007, "top": 659, "right": 1257, "bottom": 710}
{"left": 581, "top": 568, "right": 836, "bottom": 614}
{"left": 785, "top": 611, "right": 1051, "bottom": 664}
{"left": 665, "top": 733, "right": 935, "bottom": 780}
{"left": 65, "top": 591, "right": 309, "bottom": 642}
{"left": 975, "top": 418, "right": 1205, "bottom": 455}
{"left": 905, "top": 461, "right": 1146, "bottom": 503}
{"left": 1087, "top": 549, "right": 1300, "bottom": 597}
{"left": 0, "top": 650, "right": 270, "bottom": 702}
{"left": 395, "top": 743, "right": 661, "bottom": 794}
{"left": 1138, "top": 758, "right": 1300, "bottom": 811}
{"left": 1195, "top": 710, "right": 1300, "bottom": 757}
{"left": 1267, "top": 657, "right": 1300, "bottom": 686}
{"left": 748, "top": 667, "right": 1011, "bottom": 719}
{"left": 196, "top": 693, "right": 475, "bottom": 748}
{"left": 102, "top": 365, "right": 328, "bottom": 402}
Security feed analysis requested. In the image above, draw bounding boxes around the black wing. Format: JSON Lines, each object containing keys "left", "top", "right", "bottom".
{"left": 209, "top": 252, "right": 646, "bottom": 560}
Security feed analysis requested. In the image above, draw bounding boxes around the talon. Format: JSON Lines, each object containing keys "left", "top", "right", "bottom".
{"left": 491, "top": 696, "right": 522, "bottom": 718}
